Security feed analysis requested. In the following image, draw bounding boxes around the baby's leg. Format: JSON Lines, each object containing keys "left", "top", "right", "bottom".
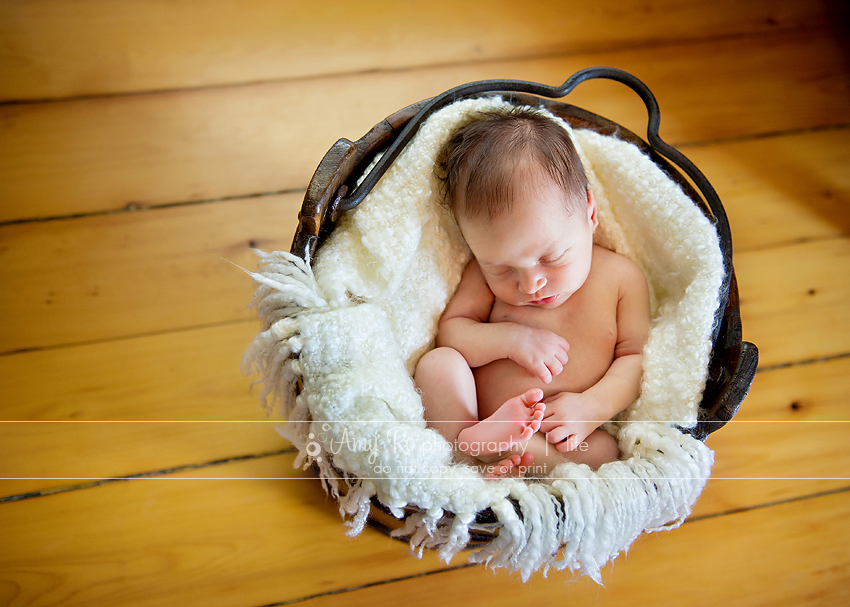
{"left": 415, "top": 347, "right": 479, "bottom": 444}
{"left": 572, "top": 429, "right": 620, "bottom": 469}
{"left": 415, "top": 347, "right": 545, "bottom": 457}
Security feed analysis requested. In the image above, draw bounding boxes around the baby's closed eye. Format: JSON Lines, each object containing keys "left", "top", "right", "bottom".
{"left": 485, "top": 266, "right": 513, "bottom": 277}
{"left": 540, "top": 250, "right": 568, "bottom": 266}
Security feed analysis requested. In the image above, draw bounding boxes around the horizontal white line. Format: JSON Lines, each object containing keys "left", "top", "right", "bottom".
{"left": 0, "top": 420, "right": 847, "bottom": 424}
{"left": 3, "top": 477, "right": 849, "bottom": 481}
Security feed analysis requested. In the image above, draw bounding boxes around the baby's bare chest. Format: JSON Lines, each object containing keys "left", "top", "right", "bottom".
{"left": 476, "top": 282, "right": 620, "bottom": 406}
{"left": 489, "top": 279, "right": 619, "bottom": 354}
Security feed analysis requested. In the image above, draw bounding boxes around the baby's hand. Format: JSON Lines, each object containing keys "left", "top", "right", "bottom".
{"left": 508, "top": 326, "right": 570, "bottom": 384}
{"left": 539, "top": 392, "right": 603, "bottom": 452}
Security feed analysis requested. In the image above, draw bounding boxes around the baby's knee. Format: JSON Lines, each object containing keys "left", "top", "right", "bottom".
{"left": 583, "top": 429, "right": 620, "bottom": 469}
{"left": 415, "top": 347, "right": 469, "bottom": 383}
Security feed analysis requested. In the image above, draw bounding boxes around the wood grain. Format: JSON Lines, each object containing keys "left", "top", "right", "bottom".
{"left": 0, "top": 421, "right": 289, "bottom": 498}
{"left": 0, "top": 194, "right": 295, "bottom": 353}
{"left": 736, "top": 237, "right": 850, "bottom": 367}
{"left": 695, "top": 356, "right": 850, "bottom": 517}
{"left": 0, "top": 323, "right": 268, "bottom": 422}
{"left": 2, "top": 452, "right": 846, "bottom": 606}
{"left": 0, "top": 453, "right": 450, "bottom": 607}
{"left": 686, "top": 127, "right": 850, "bottom": 251}
{"left": 0, "top": 323, "right": 296, "bottom": 497}
{"left": 0, "top": 0, "right": 833, "bottom": 101}
{"left": 2, "top": 30, "right": 848, "bottom": 222}
{"left": 297, "top": 490, "right": 850, "bottom": 607}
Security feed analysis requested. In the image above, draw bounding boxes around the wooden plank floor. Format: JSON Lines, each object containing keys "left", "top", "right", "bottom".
{"left": 1, "top": 1, "right": 848, "bottom": 605}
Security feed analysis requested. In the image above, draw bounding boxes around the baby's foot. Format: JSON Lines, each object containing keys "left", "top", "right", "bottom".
{"left": 484, "top": 452, "right": 534, "bottom": 479}
{"left": 457, "top": 389, "right": 545, "bottom": 457}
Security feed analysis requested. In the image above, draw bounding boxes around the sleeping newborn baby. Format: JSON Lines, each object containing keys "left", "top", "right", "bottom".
{"left": 414, "top": 106, "right": 650, "bottom": 477}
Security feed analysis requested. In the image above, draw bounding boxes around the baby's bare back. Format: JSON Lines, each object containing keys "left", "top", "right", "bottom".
{"left": 474, "top": 247, "right": 622, "bottom": 419}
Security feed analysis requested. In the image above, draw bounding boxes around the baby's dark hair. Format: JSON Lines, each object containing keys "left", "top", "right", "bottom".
{"left": 437, "top": 106, "right": 588, "bottom": 220}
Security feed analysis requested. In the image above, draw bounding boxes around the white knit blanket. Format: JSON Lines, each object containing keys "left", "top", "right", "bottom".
{"left": 243, "top": 97, "right": 723, "bottom": 582}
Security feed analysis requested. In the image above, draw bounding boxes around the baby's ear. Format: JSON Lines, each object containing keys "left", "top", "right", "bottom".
{"left": 586, "top": 188, "right": 599, "bottom": 230}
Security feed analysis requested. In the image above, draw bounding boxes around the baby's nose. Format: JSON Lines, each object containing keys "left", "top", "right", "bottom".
{"left": 519, "top": 272, "right": 547, "bottom": 294}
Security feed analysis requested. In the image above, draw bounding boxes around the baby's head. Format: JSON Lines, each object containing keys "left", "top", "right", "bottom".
{"left": 439, "top": 106, "right": 589, "bottom": 220}
{"left": 439, "top": 106, "right": 598, "bottom": 307}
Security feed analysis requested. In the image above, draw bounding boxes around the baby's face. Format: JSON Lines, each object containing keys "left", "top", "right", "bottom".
{"left": 458, "top": 179, "right": 597, "bottom": 309}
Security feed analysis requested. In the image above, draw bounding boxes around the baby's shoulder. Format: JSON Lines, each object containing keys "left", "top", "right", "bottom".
{"left": 441, "top": 258, "right": 496, "bottom": 322}
{"left": 591, "top": 246, "right": 647, "bottom": 290}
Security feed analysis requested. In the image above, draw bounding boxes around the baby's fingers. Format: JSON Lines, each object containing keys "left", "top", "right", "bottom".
{"left": 555, "top": 347, "right": 569, "bottom": 366}
{"left": 534, "top": 363, "right": 553, "bottom": 384}
{"left": 546, "top": 357, "right": 564, "bottom": 379}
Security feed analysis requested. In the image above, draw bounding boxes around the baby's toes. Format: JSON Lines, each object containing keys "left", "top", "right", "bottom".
{"left": 521, "top": 388, "right": 545, "bottom": 406}
{"left": 555, "top": 440, "right": 574, "bottom": 453}
{"left": 485, "top": 455, "right": 521, "bottom": 479}
{"left": 546, "top": 427, "right": 570, "bottom": 444}
{"left": 555, "top": 436, "right": 582, "bottom": 453}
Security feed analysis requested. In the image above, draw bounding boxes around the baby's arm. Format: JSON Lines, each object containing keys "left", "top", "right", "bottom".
{"left": 541, "top": 258, "right": 650, "bottom": 451}
{"left": 438, "top": 260, "right": 570, "bottom": 383}
{"left": 584, "top": 259, "right": 649, "bottom": 416}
